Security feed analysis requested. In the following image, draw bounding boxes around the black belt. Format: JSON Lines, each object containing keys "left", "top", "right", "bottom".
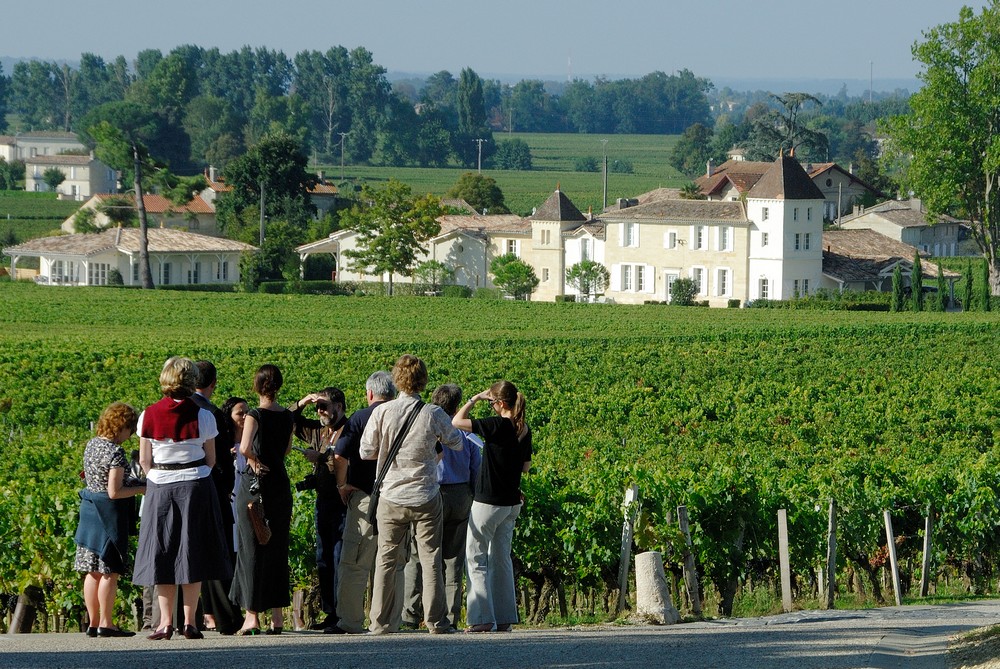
{"left": 151, "top": 457, "right": 206, "bottom": 471}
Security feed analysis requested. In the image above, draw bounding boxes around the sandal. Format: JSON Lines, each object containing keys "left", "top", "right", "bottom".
{"left": 235, "top": 627, "right": 262, "bottom": 636}
{"left": 464, "top": 623, "right": 494, "bottom": 633}
{"left": 265, "top": 626, "right": 283, "bottom": 635}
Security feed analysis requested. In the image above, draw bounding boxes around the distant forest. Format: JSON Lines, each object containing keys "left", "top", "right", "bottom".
{"left": 0, "top": 45, "right": 908, "bottom": 176}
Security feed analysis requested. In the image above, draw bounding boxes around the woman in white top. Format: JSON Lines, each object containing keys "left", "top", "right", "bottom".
{"left": 133, "top": 357, "right": 233, "bottom": 641}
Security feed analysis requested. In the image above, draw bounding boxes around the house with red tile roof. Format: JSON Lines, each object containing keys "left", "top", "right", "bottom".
{"left": 60, "top": 192, "right": 220, "bottom": 236}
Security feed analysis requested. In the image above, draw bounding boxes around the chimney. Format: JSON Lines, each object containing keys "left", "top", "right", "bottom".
{"left": 849, "top": 163, "right": 855, "bottom": 175}
{"left": 910, "top": 198, "right": 922, "bottom": 212}
{"left": 706, "top": 159, "right": 714, "bottom": 178}
{"left": 318, "top": 170, "right": 325, "bottom": 184}
{"left": 208, "top": 165, "right": 217, "bottom": 182}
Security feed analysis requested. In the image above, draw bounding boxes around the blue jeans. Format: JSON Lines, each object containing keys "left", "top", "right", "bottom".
{"left": 315, "top": 495, "right": 346, "bottom": 615}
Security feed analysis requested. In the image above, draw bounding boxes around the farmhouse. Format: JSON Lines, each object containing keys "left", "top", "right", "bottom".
{"left": 3, "top": 227, "right": 255, "bottom": 287}
{"left": 821, "top": 228, "right": 961, "bottom": 295}
{"left": 838, "top": 199, "right": 966, "bottom": 257}
{"left": 60, "top": 193, "right": 220, "bottom": 236}
{"left": 697, "top": 158, "right": 883, "bottom": 221}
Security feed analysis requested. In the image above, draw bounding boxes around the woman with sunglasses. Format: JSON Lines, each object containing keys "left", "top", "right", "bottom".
{"left": 452, "top": 380, "right": 531, "bottom": 633}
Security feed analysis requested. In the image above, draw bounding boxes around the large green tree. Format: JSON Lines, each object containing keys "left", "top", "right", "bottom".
{"left": 565, "top": 260, "right": 610, "bottom": 301}
{"left": 220, "top": 131, "right": 314, "bottom": 226}
{"left": 742, "top": 92, "right": 829, "bottom": 161}
{"left": 80, "top": 101, "right": 163, "bottom": 288}
{"left": 446, "top": 172, "right": 509, "bottom": 214}
{"left": 883, "top": 2, "right": 1000, "bottom": 294}
{"left": 490, "top": 252, "right": 539, "bottom": 300}
{"left": 342, "top": 178, "right": 443, "bottom": 295}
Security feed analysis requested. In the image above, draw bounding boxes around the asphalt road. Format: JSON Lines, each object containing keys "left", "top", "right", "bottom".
{"left": 2, "top": 600, "right": 999, "bottom": 669}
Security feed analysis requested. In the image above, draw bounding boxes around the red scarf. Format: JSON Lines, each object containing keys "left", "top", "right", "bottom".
{"left": 140, "top": 397, "right": 201, "bottom": 441}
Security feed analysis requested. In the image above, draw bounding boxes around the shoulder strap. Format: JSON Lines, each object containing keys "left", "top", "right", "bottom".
{"left": 372, "top": 401, "right": 424, "bottom": 494}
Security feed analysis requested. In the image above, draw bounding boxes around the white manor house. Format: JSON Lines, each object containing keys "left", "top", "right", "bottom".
{"left": 303, "top": 154, "right": 874, "bottom": 306}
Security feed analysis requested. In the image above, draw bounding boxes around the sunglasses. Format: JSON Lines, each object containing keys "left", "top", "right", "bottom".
{"left": 317, "top": 402, "right": 331, "bottom": 411}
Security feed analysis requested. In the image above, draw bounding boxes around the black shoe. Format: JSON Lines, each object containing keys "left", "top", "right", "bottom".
{"left": 323, "top": 624, "right": 347, "bottom": 634}
{"left": 97, "top": 627, "right": 135, "bottom": 638}
{"left": 264, "top": 626, "right": 282, "bottom": 635}
{"left": 183, "top": 625, "right": 204, "bottom": 640}
{"left": 310, "top": 616, "right": 334, "bottom": 631}
{"left": 85, "top": 627, "right": 97, "bottom": 638}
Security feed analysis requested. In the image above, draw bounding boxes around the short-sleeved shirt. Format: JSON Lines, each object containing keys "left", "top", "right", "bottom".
{"left": 138, "top": 406, "right": 218, "bottom": 484}
{"left": 360, "top": 393, "right": 462, "bottom": 507}
{"left": 471, "top": 416, "right": 532, "bottom": 506}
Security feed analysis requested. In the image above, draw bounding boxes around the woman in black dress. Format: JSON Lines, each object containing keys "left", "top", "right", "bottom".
{"left": 230, "top": 364, "right": 294, "bottom": 635}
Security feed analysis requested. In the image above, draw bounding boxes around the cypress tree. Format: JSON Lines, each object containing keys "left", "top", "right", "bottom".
{"left": 891, "top": 264, "right": 904, "bottom": 312}
{"left": 911, "top": 254, "right": 924, "bottom": 312}
{"left": 936, "top": 263, "right": 947, "bottom": 311}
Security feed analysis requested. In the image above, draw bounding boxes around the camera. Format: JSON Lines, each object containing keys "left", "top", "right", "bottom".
{"left": 295, "top": 474, "right": 318, "bottom": 492}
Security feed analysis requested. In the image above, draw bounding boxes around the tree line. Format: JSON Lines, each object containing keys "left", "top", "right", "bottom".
{"left": 0, "top": 46, "right": 713, "bottom": 173}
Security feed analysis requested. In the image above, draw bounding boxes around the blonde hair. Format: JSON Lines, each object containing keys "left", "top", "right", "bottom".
{"left": 159, "top": 356, "right": 198, "bottom": 398}
{"left": 95, "top": 402, "right": 139, "bottom": 441}
{"left": 392, "top": 354, "right": 428, "bottom": 394}
{"left": 490, "top": 380, "right": 526, "bottom": 436}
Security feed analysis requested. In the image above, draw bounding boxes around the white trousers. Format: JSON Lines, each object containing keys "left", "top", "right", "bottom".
{"left": 465, "top": 501, "right": 521, "bottom": 627}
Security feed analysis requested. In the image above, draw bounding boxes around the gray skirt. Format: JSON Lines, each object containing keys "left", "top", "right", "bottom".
{"left": 133, "top": 477, "right": 233, "bottom": 586}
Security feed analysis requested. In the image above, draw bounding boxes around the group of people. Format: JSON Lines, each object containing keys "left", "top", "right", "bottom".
{"left": 73, "top": 353, "right": 532, "bottom": 638}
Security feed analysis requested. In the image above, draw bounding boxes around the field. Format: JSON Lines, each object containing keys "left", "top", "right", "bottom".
{"left": 0, "top": 192, "right": 80, "bottom": 271}
{"left": 325, "top": 132, "right": 686, "bottom": 216}
{"left": 2, "top": 282, "right": 1000, "bottom": 628}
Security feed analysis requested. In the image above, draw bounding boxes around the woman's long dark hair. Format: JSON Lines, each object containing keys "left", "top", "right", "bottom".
{"left": 220, "top": 396, "right": 247, "bottom": 441}
{"left": 490, "top": 380, "right": 526, "bottom": 436}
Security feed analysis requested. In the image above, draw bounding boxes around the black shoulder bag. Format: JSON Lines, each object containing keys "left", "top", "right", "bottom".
{"left": 366, "top": 400, "right": 424, "bottom": 533}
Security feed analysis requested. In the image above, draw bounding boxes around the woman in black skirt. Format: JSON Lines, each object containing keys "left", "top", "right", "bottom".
{"left": 230, "top": 364, "right": 294, "bottom": 635}
{"left": 134, "top": 356, "right": 233, "bottom": 640}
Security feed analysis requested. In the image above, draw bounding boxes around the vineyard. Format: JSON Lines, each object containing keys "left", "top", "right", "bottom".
{"left": 2, "top": 280, "right": 1000, "bottom": 630}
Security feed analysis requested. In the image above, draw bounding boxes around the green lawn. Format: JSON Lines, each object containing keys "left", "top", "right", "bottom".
{"left": 324, "top": 132, "right": 687, "bottom": 216}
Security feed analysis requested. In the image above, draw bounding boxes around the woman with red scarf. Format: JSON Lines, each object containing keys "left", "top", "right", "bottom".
{"left": 133, "top": 356, "right": 232, "bottom": 640}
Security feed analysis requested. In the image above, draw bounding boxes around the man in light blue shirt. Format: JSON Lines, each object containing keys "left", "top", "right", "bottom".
{"left": 402, "top": 383, "right": 482, "bottom": 631}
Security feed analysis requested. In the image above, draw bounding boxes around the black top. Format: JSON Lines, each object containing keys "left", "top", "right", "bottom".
{"left": 192, "top": 392, "right": 235, "bottom": 524}
{"left": 333, "top": 400, "right": 386, "bottom": 495}
{"left": 471, "top": 416, "right": 532, "bottom": 506}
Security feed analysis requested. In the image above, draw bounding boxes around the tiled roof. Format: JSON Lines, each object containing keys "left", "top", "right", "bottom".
{"left": 635, "top": 187, "right": 682, "bottom": 204}
{"left": 25, "top": 154, "right": 93, "bottom": 165}
{"left": 437, "top": 214, "right": 530, "bottom": 236}
{"left": 821, "top": 228, "right": 960, "bottom": 282}
{"left": 0, "top": 136, "right": 14, "bottom": 146}
{"left": 205, "top": 178, "right": 232, "bottom": 193}
{"left": 309, "top": 183, "right": 338, "bottom": 195}
{"left": 599, "top": 198, "right": 747, "bottom": 223}
{"left": 747, "top": 155, "right": 825, "bottom": 200}
{"left": 529, "top": 189, "right": 587, "bottom": 222}
{"left": 840, "top": 200, "right": 961, "bottom": 228}
{"left": 16, "top": 131, "right": 81, "bottom": 140}
{"left": 91, "top": 193, "right": 215, "bottom": 215}
{"left": 4, "top": 227, "right": 255, "bottom": 258}
{"left": 563, "top": 222, "right": 606, "bottom": 241}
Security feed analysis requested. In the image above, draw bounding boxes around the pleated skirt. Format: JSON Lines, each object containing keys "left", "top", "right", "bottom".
{"left": 133, "top": 477, "right": 234, "bottom": 586}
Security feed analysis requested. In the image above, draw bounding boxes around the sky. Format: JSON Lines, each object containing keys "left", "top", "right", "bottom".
{"left": 2, "top": 0, "right": 986, "bottom": 86}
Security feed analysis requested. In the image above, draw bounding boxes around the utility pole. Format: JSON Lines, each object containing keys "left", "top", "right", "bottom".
{"left": 475, "top": 138, "right": 487, "bottom": 173}
{"left": 869, "top": 61, "right": 873, "bottom": 105}
{"left": 601, "top": 139, "right": 609, "bottom": 211}
{"left": 338, "top": 132, "right": 349, "bottom": 182}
